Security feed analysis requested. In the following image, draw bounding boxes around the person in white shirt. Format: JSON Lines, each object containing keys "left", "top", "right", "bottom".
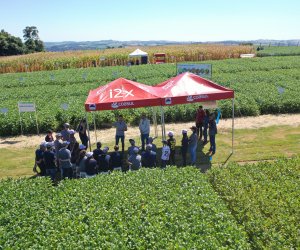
{"left": 161, "top": 140, "right": 170, "bottom": 169}
{"left": 139, "top": 114, "right": 150, "bottom": 151}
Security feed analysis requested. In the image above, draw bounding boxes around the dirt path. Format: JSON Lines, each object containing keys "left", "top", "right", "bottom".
{"left": 0, "top": 114, "right": 299, "bottom": 149}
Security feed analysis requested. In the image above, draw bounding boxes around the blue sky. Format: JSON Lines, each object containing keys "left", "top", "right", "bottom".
{"left": 1, "top": 0, "right": 299, "bottom": 42}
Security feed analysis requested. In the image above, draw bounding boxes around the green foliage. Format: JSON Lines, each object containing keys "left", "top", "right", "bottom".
{"left": 23, "top": 26, "right": 45, "bottom": 53}
{"left": 257, "top": 46, "right": 300, "bottom": 57}
{"left": 0, "top": 167, "right": 250, "bottom": 249}
{"left": 207, "top": 157, "right": 300, "bottom": 249}
{"left": 0, "top": 56, "right": 300, "bottom": 135}
{"left": 0, "top": 29, "right": 25, "bottom": 56}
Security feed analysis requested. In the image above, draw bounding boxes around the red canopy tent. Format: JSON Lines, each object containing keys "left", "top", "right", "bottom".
{"left": 84, "top": 73, "right": 235, "bottom": 153}
{"left": 85, "top": 78, "right": 161, "bottom": 111}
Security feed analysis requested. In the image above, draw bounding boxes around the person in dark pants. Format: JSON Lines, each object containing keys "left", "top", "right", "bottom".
{"left": 139, "top": 114, "right": 150, "bottom": 151}
{"left": 167, "top": 131, "right": 176, "bottom": 165}
{"left": 195, "top": 105, "right": 205, "bottom": 141}
{"left": 43, "top": 142, "right": 57, "bottom": 181}
{"left": 112, "top": 115, "right": 127, "bottom": 153}
{"left": 161, "top": 140, "right": 170, "bottom": 169}
{"left": 110, "top": 145, "right": 122, "bottom": 171}
{"left": 35, "top": 142, "right": 47, "bottom": 176}
{"left": 181, "top": 129, "right": 189, "bottom": 167}
{"left": 203, "top": 110, "right": 210, "bottom": 144}
{"left": 209, "top": 114, "right": 218, "bottom": 155}
{"left": 85, "top": 152, "right": 97, "bottom": 177}
{"left": 97, "top": 147, "right": 111, "bottom": 174}
{"left": 77, "top": 119, "right": 89, "bottom": 148}
{"left": 141, "top": 144, "right": 157, "bottom": 168}
{"left": 58, "top": 141, "right": 73, "bottom": 179}
{"left": 93, "top": 142, "right": 103, "bottom": 160}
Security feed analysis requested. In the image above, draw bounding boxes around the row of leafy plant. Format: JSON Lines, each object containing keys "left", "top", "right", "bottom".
{"left": 0, "top": 56, "right": 300, "bottom": 135}
{"left": 256, "top": 46, "right": 300, "bottom": 57}
{"left": 207, "top": 157, "right": 300, "bottom": 249}
{"left": 0, "top": 167, "right": 250, "bottom": 249}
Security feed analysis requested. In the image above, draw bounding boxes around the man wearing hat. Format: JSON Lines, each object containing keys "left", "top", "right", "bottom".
{"left": 43, "top": 142, "right": 57, "bottom": 181}
{"left": 189, "top": 126, "right": 198, "bottom": 166}
{"left": 128, "top": 147, "right": 141, "bottom": 171}
{"left": 141, "top": 144, "right": 157, "bottom": 168}
{"left": 147, "top": 137, "right": 157, "bottom": 153}
{"left": 181, "top": 129, "right": 189, "bottom": 167}
{"left": 58, "top": 141, "right": 72, "bottom": 179}
{"left": 61, "top": 123, "right": 70, "bottom": 142}
{"left": 98, "top": 147, "right": 111, "bottom": 174}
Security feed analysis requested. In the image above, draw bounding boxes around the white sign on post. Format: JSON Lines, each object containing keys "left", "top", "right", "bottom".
{"left": 18, "top": 102, "right": 36, "bottom": 112}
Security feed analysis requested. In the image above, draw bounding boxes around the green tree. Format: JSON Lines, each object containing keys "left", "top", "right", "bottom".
{"left": 23, "top": 26, "right": 45, "bottom": 53}
{"left": 0, "top": 29, "right": 25, "bottom": 56}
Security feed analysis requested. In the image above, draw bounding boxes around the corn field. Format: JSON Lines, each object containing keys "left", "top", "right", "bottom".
{"left": 0, "top": 45, "right": 254, "bottom": 73}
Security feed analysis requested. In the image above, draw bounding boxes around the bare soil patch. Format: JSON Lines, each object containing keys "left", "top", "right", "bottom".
{"left": 0, "top": 114, "right": 299, "bottom": 149}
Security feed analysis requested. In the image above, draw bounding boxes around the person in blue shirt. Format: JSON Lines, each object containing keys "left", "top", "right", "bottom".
{"left": 35, "top": 142, "right": 46, "bottom": 176}
{"left": 141, "top": 144, "right": 157, "bottom": 168}
{"left": 110, "top": 145, "right": 123, "bottom": 171}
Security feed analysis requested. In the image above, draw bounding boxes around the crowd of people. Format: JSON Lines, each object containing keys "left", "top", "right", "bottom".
{"left": 34, "top": 106, "right": 217, "bottom": 181}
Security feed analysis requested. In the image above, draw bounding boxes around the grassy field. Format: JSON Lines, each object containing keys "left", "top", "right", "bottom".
{"left": 0, "top": 55, "right": 300, "bottom": 136}
{"left": 257, "top": 46, "right": 300, "bottom": 57}
{"left": 1, "top": 125, "right": 299, "bottom": 179}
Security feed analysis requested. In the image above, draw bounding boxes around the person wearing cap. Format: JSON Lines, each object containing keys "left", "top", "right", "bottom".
{"left": 161, "top": 140, "right": 170, "bottom": 169}
{"left": 35, "top": 142, "right": 47, "bottom": 176}
{"left": 58, "top": 141, "right": 73, "bottom": 179}
{"left": 141, "top": 144, "right": 157, "bottom": 168}
{"left": 68, "top": 129, "right": 78, "bottom": 153}
{"left": 112, "top": 115, "right": 127, "bottom": 153}
{"left": 45, "top": 129, "right": 54, "bottom": 142}
{"left": 54, "top": 133, "right": 62, "bottom": 167}
{"left": 181, "top": 129, "right": 189, "bottom": 167}
{"left": 77, "top": 118, "right": 89, "bottom": 148}
{"left": 208, "top": 113, "right": 217, "bottom": 155}
{"left": 93, "top": 142, "right": 103, "bottom": 160}
{"left": 139, "top": 113, "right": 150, "bottom": 151}
{"left": 127, "top": 147, "right": 141, "bottom": 171}
{"left": 147, "top": 137, "right": 157, "bottom": 153}
{"left": 61, "top": 123, "right": 70, "bottom": 142}
{"left": 189, "top": 126, "right": 198, "bottom": 166}
{"left": 127, "top": 139, "right": 136, "bottom": 158}
{"left": 98, "top": 147, "right": 111, "bottom": 174}
{"left": 110, "top": 145, "right": 122, "bottom": 171}
{"left": 85, "top": 152, "right": 97, "bottom": 177}
{"left": 43, "top": 142, "right": 57, "bottom": 181}
{"left": 203, "top": 110, "right": 210, "bottom": 144}
{"left": 195, "top": 105, "right": 206, "bottom": 141}
{"left": 167, "top": 131, "right": 176, "bottom": 165}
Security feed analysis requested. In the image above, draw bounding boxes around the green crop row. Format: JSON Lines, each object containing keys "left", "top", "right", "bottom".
{"left": 0, "top": 167, "right": 250, "bottom": 249}
{"left": 0, "top": 56, "right": 300, "bottom": 136}
{"left": 207, "top": 157, "right": 300, "bottom": 249}
{"left": 257, "top": 46, "right": 300, "bottom": 57}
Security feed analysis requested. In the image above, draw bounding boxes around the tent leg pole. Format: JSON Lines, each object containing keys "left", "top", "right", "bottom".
{"left": 93, "top": 113, "right": 97, "bottom": 143}
{"left": 86, "top": 112, "right": 92, "bottom": 152}
{"left": 160, "top": 106, "right": 166, "bottom": 140}
{"left": 232, "top": 98, "right": 235, "bottom": 154}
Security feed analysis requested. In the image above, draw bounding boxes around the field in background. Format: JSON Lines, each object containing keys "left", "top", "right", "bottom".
{"left": 0, "top": 44, "right": 253, "bottom": 73}
{"left": 257, "top": 46, "right": 300, "bottom": 57}
{"left": 0, "top": 55, "right": 300, "bottom": 136}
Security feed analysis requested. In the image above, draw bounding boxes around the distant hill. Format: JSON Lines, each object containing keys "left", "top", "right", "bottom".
{"left": 44, "top": 39, "right": 300, "bottom": 52}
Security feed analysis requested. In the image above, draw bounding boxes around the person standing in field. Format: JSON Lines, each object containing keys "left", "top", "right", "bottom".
{"left": 203, "top": 110, "right": 210, "bottom": 144}
{"left": 195, "top": 105, "right": 205, "bottom": 141}
{"left": 45, "top": 129, "right": 54, "bottom": 142}
{"left": 188, "top": 126, "right": 198, "bottom": 166}
{"left": 139, "top": 113, "right": 150, "bottom": 151}
{"left": 181, "top": 129, "right": 189, "bottom": 167}
{"left": 167, "top": 131, "right": 176, "bottom": 165}
{"left": 35, "top": 142, "right": 47, "bottom": 176}
{"left": 161, "top": 140, "right": 170, "bottom": 169}
{"left": 77, "top": 119, "right": 89, "bottom": 148}
{"left": 58, "top": 141, "right": 73, "bottom": 179}
{"left": 208, "top": 114, "right": 218, "bottom": 155}
{"left": 112, "top": 115, "right": 127, "bottom": 153}
{"left": 43, "top": 142, "right": 57, "bottom": 181}
{"left": 61, "top": 123, "right": 70, "bottom": 142}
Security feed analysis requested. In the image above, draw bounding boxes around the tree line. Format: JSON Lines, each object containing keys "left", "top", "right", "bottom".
{"left": 0, "top": 26, "right": 44, "bottom": 56}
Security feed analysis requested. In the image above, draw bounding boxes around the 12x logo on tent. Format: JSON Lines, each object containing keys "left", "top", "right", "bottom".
{"left": 109, "top": 88, "right": 134, "bottom": 99}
